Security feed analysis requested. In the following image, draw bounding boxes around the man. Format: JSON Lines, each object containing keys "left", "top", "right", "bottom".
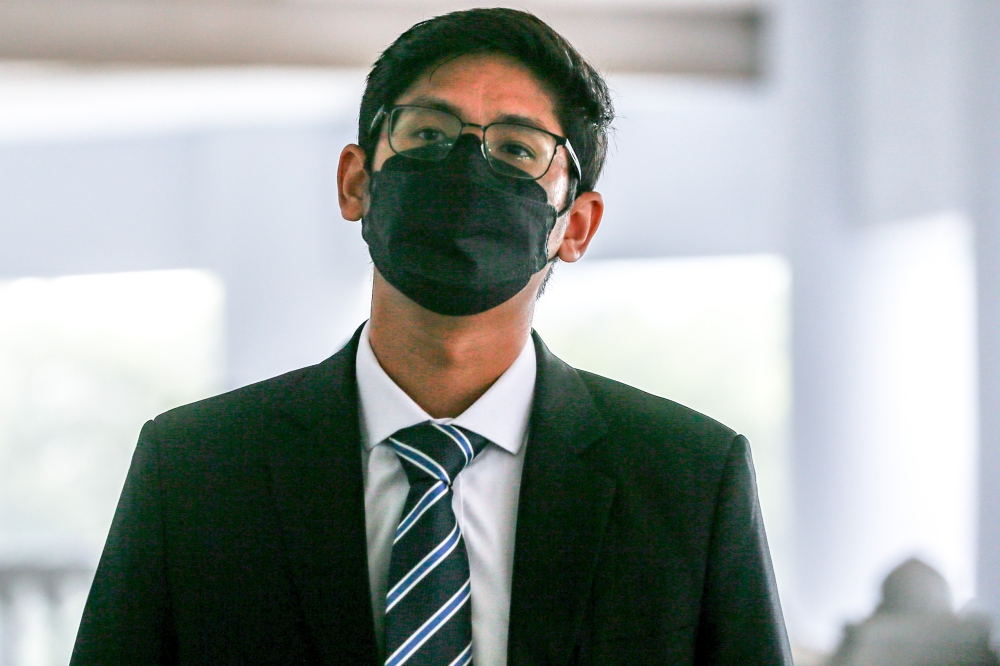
{"left": 71, "top": 8, "right": 790, "bottom": 665}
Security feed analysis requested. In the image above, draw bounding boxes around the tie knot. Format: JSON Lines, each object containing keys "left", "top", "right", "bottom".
{"left": 388, "top": 422, "right": 489, "bottom": 486}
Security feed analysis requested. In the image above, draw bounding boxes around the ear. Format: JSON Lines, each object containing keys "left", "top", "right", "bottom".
{"left": 338, "top": 144, "right": 369, "bottom": 221}
{"left": 555, "top": 191, "right": 604, "bottom": 262}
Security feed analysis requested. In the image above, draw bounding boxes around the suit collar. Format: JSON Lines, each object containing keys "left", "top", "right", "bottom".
{"left": 271, "top": 324, "right": 365, "bottom": 431}
{"left": 507, "top": 332, "right": 616, "bottom": 666}
{"left": 528, "top": 330, "right": 608, "bottom": 455}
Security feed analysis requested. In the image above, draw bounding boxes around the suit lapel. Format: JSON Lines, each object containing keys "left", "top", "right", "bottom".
{"left": 508, "top": 332, "right": 616, "bottom": 666}
{"left": 266, "top": 326, "right": 379, "bottom": 665}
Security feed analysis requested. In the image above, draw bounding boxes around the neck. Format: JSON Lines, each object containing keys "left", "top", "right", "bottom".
{"left": 367, "top": 270, "right": 542, "bottom": 418}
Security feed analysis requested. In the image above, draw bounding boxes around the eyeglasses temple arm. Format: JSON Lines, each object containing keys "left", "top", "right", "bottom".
{"left": 563, "top": 138, "right": 583, "bottom": 182}
{"left": 368, "top": 106, "right": 387, "bottom": 136}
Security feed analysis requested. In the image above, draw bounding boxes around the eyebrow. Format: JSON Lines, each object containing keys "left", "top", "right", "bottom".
{"left": 400, "top": 95, "right": 557, "bottom": 134}
{"left": 495, "top": 113, "right": 551, "bottom": 133}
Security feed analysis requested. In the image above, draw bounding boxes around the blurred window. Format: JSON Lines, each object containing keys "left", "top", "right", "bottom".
{"left": 0, "top": 269, "right": 224, "bottom": 665}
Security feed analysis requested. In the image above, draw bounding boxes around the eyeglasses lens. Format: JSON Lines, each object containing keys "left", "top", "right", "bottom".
{"left": 388, "top": 107, "right": 462, "bottom": 161}
{"left": 484, "top": 125, "right": 556, "bottom": 180}
{"left": 388, "top": 107, "right": 556, "bottom": 180}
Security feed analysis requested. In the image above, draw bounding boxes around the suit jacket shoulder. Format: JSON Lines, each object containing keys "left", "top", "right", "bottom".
{"left": 149, "top": 357, "right": 335, "bottom": 449}
{"left": 576, "top": 368, "right": 739, "bottom": 487}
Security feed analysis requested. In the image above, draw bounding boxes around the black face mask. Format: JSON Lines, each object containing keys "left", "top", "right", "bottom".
{"left": 361, "top": 134, "right": 561, "bottom": 316}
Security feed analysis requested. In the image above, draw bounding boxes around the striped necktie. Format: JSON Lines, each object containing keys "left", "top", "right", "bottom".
{"left": 383, "top": 421, "right": 489, "bottom": 666}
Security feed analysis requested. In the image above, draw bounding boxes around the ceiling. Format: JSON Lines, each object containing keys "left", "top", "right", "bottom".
{"left": 0, "top": 0, "right": 764, "bottom": 76}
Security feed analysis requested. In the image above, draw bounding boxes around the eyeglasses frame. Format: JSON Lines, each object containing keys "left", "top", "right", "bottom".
{"left": 368, "top": 104, "right": 582, "bottom": 183}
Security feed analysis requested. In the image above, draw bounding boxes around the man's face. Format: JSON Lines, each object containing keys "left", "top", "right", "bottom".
{"left": 338, "top": 50, "right": 603, "bottom": 287}
{"left": 369, "top": 53, "right": 575, "bottom": 214}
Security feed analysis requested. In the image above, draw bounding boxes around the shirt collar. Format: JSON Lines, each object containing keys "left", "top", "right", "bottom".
{"left": 355, "top": 321, "right": 536, "bottom": 455}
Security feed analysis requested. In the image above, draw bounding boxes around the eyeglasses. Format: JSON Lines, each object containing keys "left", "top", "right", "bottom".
{"left": 369, "top": 105, "right": 581, "bottom": 182}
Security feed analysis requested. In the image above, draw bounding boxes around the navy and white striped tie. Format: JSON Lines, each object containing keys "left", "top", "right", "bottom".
{"left": 383, "top": 421, "right": 488, "bottom": 666}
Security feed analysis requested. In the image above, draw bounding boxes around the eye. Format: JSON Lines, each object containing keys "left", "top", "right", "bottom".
{"left": 499, "top": 142, "right": 537, "bottom": 161}
{"left": 413, "top": 126, "right": 446, "bottom": 142}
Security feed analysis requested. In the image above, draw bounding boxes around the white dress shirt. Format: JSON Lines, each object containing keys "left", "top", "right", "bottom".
{"left": 355, "top": 322, "right": 536, "bottom": 666}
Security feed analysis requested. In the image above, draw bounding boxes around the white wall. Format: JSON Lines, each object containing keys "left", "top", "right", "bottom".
{"left": 593, "top": 75, "right": 785, "bottom": 258}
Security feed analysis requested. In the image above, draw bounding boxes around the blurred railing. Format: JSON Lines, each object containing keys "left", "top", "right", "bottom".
{"left": 0, "top": 564, "right": 92, "bottom": 666}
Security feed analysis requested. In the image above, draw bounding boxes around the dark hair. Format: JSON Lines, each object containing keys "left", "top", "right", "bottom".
{"left": 358, "top": 8, "right": 614, "bottom": 193}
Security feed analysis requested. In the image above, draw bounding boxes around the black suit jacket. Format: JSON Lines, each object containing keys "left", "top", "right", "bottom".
{"left": 71, "top": 329, "right": 791, "bottom": 665}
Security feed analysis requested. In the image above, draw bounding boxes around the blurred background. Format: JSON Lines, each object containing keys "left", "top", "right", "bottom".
{"left": 0, "top": 0, "right": 998, "bottom": 664}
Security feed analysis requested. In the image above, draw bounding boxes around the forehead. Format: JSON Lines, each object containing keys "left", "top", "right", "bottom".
{"left": 392, "top": 53, "right": 563, "bottom": 134}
